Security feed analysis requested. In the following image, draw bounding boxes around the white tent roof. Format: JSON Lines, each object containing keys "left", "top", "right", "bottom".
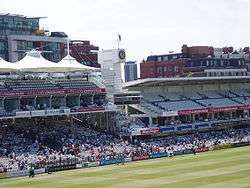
{"left": 56, "top": 55, "right": 99, "bottom": 72}
{"left": 0, "top": 57, "right": 16, "bottom": 72}
{"left": 15, "top": 50, "right": 59, "bottom": 72}
{"left": 0, "top": 50, "right": 99, "bottom": 73}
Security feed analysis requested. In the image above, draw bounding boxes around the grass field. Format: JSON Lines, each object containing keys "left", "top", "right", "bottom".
{"left": 0, "top": 146, "right": 250, "bottom": 188}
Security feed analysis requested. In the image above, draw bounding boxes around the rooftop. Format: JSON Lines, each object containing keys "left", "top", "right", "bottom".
{"left": 0, "top": 13, "right": 47, "bottom": 19}
{"left": 123, "top": 76, "right": 250, "bottom": 88}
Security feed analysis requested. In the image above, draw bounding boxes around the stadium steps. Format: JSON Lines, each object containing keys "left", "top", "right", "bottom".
{"left": 230, "top": 97, "right": 245, "bottom": 105}
{"left": 179, "top": 94, "right": 206, "bottom": 108}
{"left": 229, "top": 90, "right": 241, "bottom": 97}
{"left": 217, "top": 91, "right": 246, "bottom": 105}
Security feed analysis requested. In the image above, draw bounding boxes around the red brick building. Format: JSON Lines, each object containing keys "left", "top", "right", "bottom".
{"left": 70, "top": 40, "right": 99, "bottom": 68}
{"left": 182, "top": 44, "right": 214, "bottom": 58}
{"left": 140, "top": 57, "right": 185, "bottom": 79}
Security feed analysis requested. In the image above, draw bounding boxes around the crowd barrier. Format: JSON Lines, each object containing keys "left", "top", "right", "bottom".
{"left": 0, "top": 112, "right": 15, "bottom": 117}
{"left": 8, "top": 168, "right": 45, "bottom": 178}
{"left": 132, "top": 155, "right": 149, "bottom": 161}
{"left": 100, "top": 159, "right": 121, "bottom": 166}
{"left": 80, "top": 161, "right": 100, "bottom": 168}
{"left": 0, "top": 88, "right": 106, "bottom": 97}
{"left": 194, "top": 147, "right": 209, "bottom": 153}
{"left": 0, "top": 106, "right": 108, "bottom": 119}
{"left": 47, "top": 164, "right": 76, "bottom": 172}
{"left": 173, "top": 149, "right": 193, "bottom": 156}
{"left": 149, "top": 152, "right": 169, "bottom": 159}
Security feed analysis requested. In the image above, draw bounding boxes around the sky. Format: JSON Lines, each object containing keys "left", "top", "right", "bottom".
{"left": 1, "top": 0, "right": 250, "bottom": 62}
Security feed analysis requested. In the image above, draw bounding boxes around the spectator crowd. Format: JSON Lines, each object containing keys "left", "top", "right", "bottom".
{"left": 0, "top": 120, "right": 250, "bottom": 173}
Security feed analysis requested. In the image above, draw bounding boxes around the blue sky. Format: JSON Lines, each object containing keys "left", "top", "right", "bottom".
{"left": 1, "top": 0, "right": 250, "bottom": 61}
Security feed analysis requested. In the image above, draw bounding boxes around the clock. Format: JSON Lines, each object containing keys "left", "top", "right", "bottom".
{"left": 118, "top": 50, "right": 126, "bottom": 60}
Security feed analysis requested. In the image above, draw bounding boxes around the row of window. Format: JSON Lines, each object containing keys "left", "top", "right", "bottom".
{"left": 0, "top": 17, "right": 39, "bottom": 30}
{"left": 187, "top": 59, "right": 245, "bottom": 67}
{"left": 156, "top": 66, "right": 180, "bottom": 73}
{"left": 17, "top": 41, "right": 33, "bottom": 50}
{"left": 147, "top": 54, "right": 183, "bottom": 62}
{"left": 207, "top": 71, "right": 247, "bottom": 77}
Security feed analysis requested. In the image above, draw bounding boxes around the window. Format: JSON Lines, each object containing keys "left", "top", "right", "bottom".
{"left": 174, "top": 66, "right": 179, "bottom": 72}
{"left": 163, "top": 56, "right": 168, "bottom": 61}
{"left": 164, "top": 67, "right": 167, "bottom": 72}
{"left": 220, "top": 60, "right": 224, "bottom": 66}
{"left": 172, "top": 55, "right": 177, "bottom": 59}
{"left": 207, "top": 60, "right": 209, "bottom": 66}
{"left": 157, "top": 67, "right": 162, "bottom": 73}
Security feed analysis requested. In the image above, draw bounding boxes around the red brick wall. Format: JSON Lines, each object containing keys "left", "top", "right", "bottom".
{"left": 140, "top": 59, "right": 185, "bottom": 79}
{"left": 182, "top": 45, "right": 214, "bottom": 58}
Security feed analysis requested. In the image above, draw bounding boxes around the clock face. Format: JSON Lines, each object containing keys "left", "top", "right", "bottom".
{"left": 118, "top": 50, "right": 126, "bottom": 60}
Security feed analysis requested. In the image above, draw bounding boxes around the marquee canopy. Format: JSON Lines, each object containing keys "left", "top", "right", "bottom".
{"left": 0, "top": 50, "right": 99, "bottom": 73}
{"left": 0, "top": 57, "right": 16, "bottom": 72}
{"left": 14, "top": 50, "right": 59, "bottom": 72}
{"left": 56, "top": 55, "right": 99, "bottom": 72}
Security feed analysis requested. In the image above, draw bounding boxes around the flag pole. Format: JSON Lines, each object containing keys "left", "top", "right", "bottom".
{"left": 117, "top": 34, "right": 121, "bottom": 49}
{"left": 117, "top": 38, "right": 120, "bottom": 49}
{"left": 67, "top": 37, "right": 70, "bottom": 56}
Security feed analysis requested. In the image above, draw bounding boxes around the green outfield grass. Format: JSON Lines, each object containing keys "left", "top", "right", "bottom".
{"left": 1, "top": 146, "right": 250, "bottom": 188}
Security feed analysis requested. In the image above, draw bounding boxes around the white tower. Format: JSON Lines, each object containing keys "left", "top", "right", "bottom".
{"left": 98, "top": 49, "right": 126, "bottom": 94}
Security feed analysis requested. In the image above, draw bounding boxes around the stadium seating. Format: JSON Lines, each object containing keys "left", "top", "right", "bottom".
{"left": 161, "top": 92, "right": 181, "bottom": 101}
{"left": 231, "top": 90, "right": 250, "bottom": 97}
{"left": 5, "top": 80, "right": 58, "bottom": 91}
{"left": 55, "top": 79, "right": 98, "bottom": 90}
{"left": 139, "top": 89, "right": 250, "bottom": 112}
{"left": 198, "top": 98, "right": 241, "bottom": 108}
{"left": 143, "top": 94, "right": 163, "bottom": 102}
{"left": 198, "top": 90, "right": 222, "bottom": 99}
{"left": 157, "top": 100, "right": 203, "bottom": 111}
{"left": 234, "top": 97, "right": 250, "bottom": 105}
{"left": 218, "top": 90, "right": 237, "bottom": 98}
{"left": 182, "top": 91, "right": 203, "bottom": 99}
{"left": 0, "top": 79, "right": 99, "bottom": 92}
{"left": 0, "top": 84, "right": 7, "bottom": 91}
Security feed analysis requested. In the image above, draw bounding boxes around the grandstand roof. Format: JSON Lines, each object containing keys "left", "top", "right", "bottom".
{"left": 123, "top": 76, "right": 250, "bottom": 88}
